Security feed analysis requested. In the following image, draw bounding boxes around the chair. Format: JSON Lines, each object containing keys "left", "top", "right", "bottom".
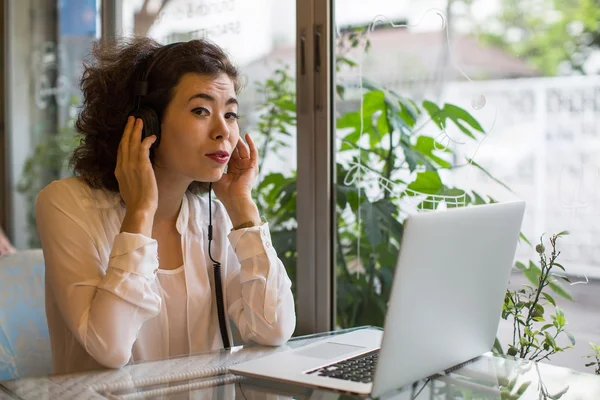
{"left": 0, "top": 249, "right": 51, "bottom": 381}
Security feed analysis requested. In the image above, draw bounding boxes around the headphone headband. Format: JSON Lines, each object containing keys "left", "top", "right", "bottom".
{"left": 134, "top": 41, "right": 183, "bottom": 104}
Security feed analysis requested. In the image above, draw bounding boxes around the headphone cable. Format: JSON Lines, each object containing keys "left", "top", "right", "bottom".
{"left": 208, "top": 183, "right": 231, "bottom": 349}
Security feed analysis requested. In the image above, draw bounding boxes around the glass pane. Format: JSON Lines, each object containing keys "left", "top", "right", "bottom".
{"left": 5, "top": 0, "right": 100, "bottom": 249}
{"left": 119, "top": 0, "right": 298, "bottom": 290}
{"left": 333, "top": 0, "right": 600, "bottom": 373}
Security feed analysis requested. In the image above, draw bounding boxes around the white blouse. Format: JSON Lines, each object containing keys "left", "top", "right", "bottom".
{"left": 36, "top": 177, "right": 296, "bottom": 374}
{"left": 156, "top": 266, "right": 189, "bottom": 357}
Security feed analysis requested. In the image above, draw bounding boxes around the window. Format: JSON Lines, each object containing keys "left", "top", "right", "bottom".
{"left": 5, "top": 0, "right": 100, "bottom": 247}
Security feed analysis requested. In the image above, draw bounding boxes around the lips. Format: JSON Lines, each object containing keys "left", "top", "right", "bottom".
{"left": 206, "top": 151, "right": 229, "bottom": 164}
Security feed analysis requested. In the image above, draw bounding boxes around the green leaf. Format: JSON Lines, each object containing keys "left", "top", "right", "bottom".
{"left": 519, "top": 232, "right": 532, "bottom": 246}
{"left": 555, "top": 312, "right": 566, "bottom": 327}
{"left": 406, "top": 171, "right": 443, "bottom": 195}
{"left": 515, "top": 261, "right": 542, "bottom": 287}
{"left": 466, "top": 157, "right": 515, "bottom": 194}
{"left": 361, "top": 201, "right": 382, "bottom": 249}
{"left": 553, "top": 262, "right": 566, "bottom": 271}
{"left": 258, "top": 172, "right": 286, "bottom": 189}
{"left": 534, "top": 303, "right": 545, "bottom": 317}
{"left": 542, "top": 292, "right": 556, "bottom": 306}
{"left": 515, "top": 382, "right": 532, "bottom": 396}
{"left": 337, "top": 90, "right": 389, "bottom": 148}
{"left": 360, "top": 199, "right": 403, "bottom": 249}
{"left": 541, "top": 323, "right": 554, "bottom": 331}
{"left": 422, "top": 100, "right": 443, "bottom": 129}
{"left": 548, "top": 386, "right": 569, "bottom": 399}
{"left": 336, "top": 84, "right": 345, "bottom": 99}
{"left": 565, "top": 331, "right": 576, "bottom": 346}
{"left": 396, "top": 100, "right": 419, "bottom": 129}
{"left": 544, "top": 332, "right": 557, "bottom": 347}
{"left": 412, "top": 136, "right": 452, "bottom": 168}
{"left": 492, "top": 337, "right": 504, "bottom": 355}
{"left": 443, "top": 103, "right": 485, "bottom": 134}
{"left": 548, "top": 279, "right": 573, "bottom": 301}
{"left": 421, "top": 101, "right": 484, "bottom": 140}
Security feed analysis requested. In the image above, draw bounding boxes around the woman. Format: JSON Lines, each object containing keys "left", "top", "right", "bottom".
{"left": 36, "top": 37, "right": 296, "bottom": 374}
{"left": 0, "top": 226, "right": 15, "bottom": 255}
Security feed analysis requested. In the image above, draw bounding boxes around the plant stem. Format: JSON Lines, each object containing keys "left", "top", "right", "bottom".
{"left": 521, "top": 235, "right": 562, "bottom": 358}
{"left": 510, "top": 293, "right": 518, "bottom": 347}
{"left": 336, "top": 219, "right": 352, "bottom": 280}
{"left": 383, "top": 115, "right": 394, "bottom": 201}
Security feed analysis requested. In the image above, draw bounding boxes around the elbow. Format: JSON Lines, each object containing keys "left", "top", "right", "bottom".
{"left": 91, "top": 347, "right": 132, "bottom": 369}
{"left": 260, "top": 313, "right": 296, "bottom": 346}
{"left": 84, "top": 333, "right": 133, "bottom": 369}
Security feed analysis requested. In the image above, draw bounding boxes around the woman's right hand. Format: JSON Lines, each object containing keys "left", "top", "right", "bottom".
{"left": 115, "top": 117, "right": 158, "bottom": 235}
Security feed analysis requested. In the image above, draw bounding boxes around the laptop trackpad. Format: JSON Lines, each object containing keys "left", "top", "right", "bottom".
{"left": 296, "top": 342, "right": 365, "bottom": 360}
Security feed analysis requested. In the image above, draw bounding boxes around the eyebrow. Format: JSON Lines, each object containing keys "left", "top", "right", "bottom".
{"left": 188, "top": 93, "right": 238, "bottom": 106}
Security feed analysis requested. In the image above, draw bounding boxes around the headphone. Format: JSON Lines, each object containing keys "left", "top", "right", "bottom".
{"left": 131, "top": 41, "right": 183, "bottom": 149}
{"left": 131, "top": 41, "right": 231, "bottom": 349}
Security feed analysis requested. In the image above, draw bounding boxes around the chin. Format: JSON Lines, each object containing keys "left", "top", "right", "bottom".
{"left": 192, "top": 171, "right": 223, "bottom": 183}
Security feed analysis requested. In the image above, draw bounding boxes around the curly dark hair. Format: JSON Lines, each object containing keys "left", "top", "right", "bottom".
{"left": 71, "top": 37, "right": 241, "bottom": 194}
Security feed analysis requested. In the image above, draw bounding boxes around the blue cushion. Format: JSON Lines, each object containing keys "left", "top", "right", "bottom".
{"left": 0, "top": 250, "right": 51, "bottom": 381}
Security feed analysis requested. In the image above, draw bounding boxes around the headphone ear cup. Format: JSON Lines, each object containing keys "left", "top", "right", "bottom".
{"left": 130, "top": 108, "right": 161, "bottom": 148}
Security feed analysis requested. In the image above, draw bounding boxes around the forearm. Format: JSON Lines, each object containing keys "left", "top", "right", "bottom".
{"left": 83, "top": 268, "right": 161, "bottom": 368}
{"left": 236, "top": 255, "right": 296, "bottom": 345}
{"left": 227, "top": 223, "right": 296, "bottom": 345}
{"left": 222, "top": 197, "right": 261, "bottom": 228}
{"left": 120, "top": 209, "right": 154, "bottom": 237}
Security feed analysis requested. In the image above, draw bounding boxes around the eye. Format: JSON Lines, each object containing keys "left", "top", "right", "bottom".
{"left": 192, "top": 107, "right": 209, "bottom": 116}
{"left": 225, "top": 112, "right": 240, "bottom": 121}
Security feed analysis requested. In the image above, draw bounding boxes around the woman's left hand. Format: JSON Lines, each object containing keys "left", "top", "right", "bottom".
{"left": 212, "top": 133, "right": 261, "bottom": 226}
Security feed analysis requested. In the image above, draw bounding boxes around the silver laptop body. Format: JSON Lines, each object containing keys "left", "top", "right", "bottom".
{"left": 229, "top": 201, "right": 526, "bottom": 398}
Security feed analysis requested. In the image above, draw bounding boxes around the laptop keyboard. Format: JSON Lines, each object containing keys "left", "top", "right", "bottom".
{"left": 306, "top": 350, "right": 379, "bottom": 383}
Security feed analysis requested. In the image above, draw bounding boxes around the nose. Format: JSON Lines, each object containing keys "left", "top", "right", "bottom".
{"left": 210, "top": 114, "right": 230, "bottom": 141}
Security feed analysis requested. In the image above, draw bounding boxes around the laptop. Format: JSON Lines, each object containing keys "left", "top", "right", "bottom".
{"left": 230, "top": 201, "right": 526, "bottom": 398}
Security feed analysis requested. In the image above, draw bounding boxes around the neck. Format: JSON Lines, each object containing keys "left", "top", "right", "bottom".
{"left": 153, "top": 166, "right": 193, "bottom": 226}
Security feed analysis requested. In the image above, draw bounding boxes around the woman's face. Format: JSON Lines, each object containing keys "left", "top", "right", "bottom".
{"left": 154, "top": 72, "right": 240, "bottom": 183}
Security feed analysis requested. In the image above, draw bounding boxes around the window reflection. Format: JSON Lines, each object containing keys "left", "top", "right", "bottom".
{"left": 333, "top": 0, "right": 600, "bottom": 375}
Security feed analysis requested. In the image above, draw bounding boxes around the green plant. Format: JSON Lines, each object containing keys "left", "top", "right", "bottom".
{"left": 248, "top": 28, "right": 575, "bottom": 335}
{"left": 496, "top": 232, "right": 575, "bottom": 362}
{"left": 17, "top": 96, "right": 81, "bottom": 247}
{"left": 584, "top": 342, "right": 600, "bottom": 375}
{"left": 248, "top": 65, "right": 298, "bottom": 294}
{"left": 333, "top": 80, "right": 498, "bottom": 327}
{"left": 471, "top": 0, "right": 600, "bottom": 76}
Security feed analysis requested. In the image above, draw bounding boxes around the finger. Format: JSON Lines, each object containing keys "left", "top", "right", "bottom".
{"left": 139, "top": 135, "right": 157, "bottom": 163}
{"left": 236, "top": 137, "right": 250, "bottom": 159}
{"left": 129, "top": 118, "right": 143, "bottom": 157}
{"left": 246, "top": 133, "right": 258, "bottom": 161}
{"left": 232, "top": 146, "right": 242, "bottom": 160}
{"left": 119, "top": 116, "right": 135, "bottom": 166}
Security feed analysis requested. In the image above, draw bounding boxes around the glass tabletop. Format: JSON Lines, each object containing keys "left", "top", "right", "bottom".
{"left": 2, "top": 326, "right": 600, "bottom": 399}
